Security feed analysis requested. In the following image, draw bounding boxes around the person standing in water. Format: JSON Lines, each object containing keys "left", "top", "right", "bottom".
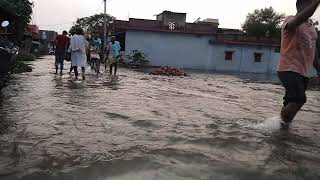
{"left": 277, "top": 0, "right": 320, "bottom": 128}
{"left": 68, "top": 28, "right": 89, "bottom": 80}
{"left": 55, "top": 31, "right": 69, "bottom": 75}
{"left": 105, "top": 36, "right": 121, "bottom": 75}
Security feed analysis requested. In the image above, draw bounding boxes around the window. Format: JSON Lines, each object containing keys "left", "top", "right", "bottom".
{"left": 254, "top": 53, "right": 263, "bottom": 62}
{"left": 169, "top": 22, "right": 176, "bottom": 30}
{"left": 225, "top": 51, "right": 234, "bottom": 61}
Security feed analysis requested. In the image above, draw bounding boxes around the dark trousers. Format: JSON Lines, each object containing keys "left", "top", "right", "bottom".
{"left": 278, "top": 71, "right": 309, "bottom": 106}
{"left": 110, "top": 63, "right": 118, "bottom": 75}
{"left": 55, "top": 49, "right": 65, "bottom": 73}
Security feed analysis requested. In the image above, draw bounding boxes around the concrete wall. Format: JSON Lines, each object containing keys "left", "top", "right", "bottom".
{"left": 125, "top": 30, "right": 317, "bottom": 76}
{"left": 211, "top": 44, "right": 278, "bottom": 73}
{"left": 268, "top": 52, "right": 317, "bottom": 76}
{"left": 211, "top": 45, "right": 242, "bottom": 71}
{"left": 125, "top": 31, "right": 213, "bottom": 70}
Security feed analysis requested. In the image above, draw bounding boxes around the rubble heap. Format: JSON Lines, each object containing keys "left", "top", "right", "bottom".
{"left": 150, "top": 66, "right": 188, "bottom": 76}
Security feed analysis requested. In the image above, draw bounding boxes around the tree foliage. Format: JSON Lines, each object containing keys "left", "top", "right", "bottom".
{"left": 242, "top": 7, "right": 285, "bottom": 38}
{"left": 70, "top": 13, "right": 115, "bottom": 35}
{"left": 125, "top": 50, "right": 149, "bottom": 68}
{"left": 9, "top": 0, "right": 33, "bottom": 26}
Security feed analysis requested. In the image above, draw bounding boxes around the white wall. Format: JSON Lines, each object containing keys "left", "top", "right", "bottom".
{"left": 240, "top": 46, "right": 273, "bottom": 73}
{"left": 211, "top": 45, "right": 242, "bottom": 72}
{"left": 269, "top": 53, "right": 280, "bottom": 73}
{"left": 125, "top": 31, "right": 214, "bottom": 70}
{"left": 269, "top": 52, "right": 317, "bottom": 77}
{"left": 211, "top": 45, "right": 277, "bottom": 73}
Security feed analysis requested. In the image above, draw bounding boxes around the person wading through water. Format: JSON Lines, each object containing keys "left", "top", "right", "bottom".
{"left": 105, "top": 36, "right": 121, "bottom": 75}
{"left": 55, "top": 30, "right": 69, "bottom": 75}
{"left": 68, "top": 28, "right": 89, "bottom": 80}
{"left": 277, "top": 0, "right": 320, "bottom": 128}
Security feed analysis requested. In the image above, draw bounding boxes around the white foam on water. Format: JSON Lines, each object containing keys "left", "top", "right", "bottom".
{"left": 74, "top": 80, "right": 82, "bottom": 83}
{"left": 86, "top": 65, "right": 95, "bottom": 75}
{"left": 255, "top": 116, "right": 282, "bottom": 131}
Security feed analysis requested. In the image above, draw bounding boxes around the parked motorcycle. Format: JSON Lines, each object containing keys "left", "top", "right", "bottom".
{"left": 0, "top": 20, "right": 19, "bottom": 88}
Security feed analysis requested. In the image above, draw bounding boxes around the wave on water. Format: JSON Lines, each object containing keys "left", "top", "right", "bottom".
{"left": 255, "top": 116, "right": 281, "bottom": 131}
{"left": 237, "top": 116, "right": 282, "bottom": 132}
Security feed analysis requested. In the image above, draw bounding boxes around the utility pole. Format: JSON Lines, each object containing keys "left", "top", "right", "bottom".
{"left": 103, "top": 0, "right": 107, "bottom": 55}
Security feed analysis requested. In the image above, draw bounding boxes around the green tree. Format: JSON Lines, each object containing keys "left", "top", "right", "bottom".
{"left": 242, "top": 7, "right": 285, "bottom": 39}
{"left": 9, "top": 0, "right": 33, "bottom": 26}
{"left": 70, "top": 13, "right": 115, "bottom": 34}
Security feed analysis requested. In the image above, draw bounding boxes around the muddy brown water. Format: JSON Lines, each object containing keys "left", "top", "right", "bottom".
{"left": 0, "top": 56, "right": 320, "bottom": 180}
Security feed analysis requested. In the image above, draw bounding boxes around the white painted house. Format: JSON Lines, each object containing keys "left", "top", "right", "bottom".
{"left": 113, "top": 11, "right": 317, "bottom": 76}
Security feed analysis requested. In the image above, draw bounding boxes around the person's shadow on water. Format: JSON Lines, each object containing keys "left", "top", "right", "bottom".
{"left": 103, "top": 75, "right": 120, "bottom": 90}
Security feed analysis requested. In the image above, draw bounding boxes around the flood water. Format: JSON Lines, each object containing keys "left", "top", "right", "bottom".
{"left": 0, "top": 56, "right": 320, "bottom": 180}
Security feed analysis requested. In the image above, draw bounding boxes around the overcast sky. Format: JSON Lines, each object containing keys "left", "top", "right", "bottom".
{"left": 33, "top": 0, "right": 320, "bottom": 33}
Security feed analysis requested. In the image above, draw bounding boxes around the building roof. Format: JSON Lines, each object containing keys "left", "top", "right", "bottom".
{"left": 209, "top": 39, "right": 280, "bottom": 47}
{"left": 217, "top": 28, "right": 243, "bottom": 35}
{"left": 157, "top": 11, "right": 187, "bottom": 15}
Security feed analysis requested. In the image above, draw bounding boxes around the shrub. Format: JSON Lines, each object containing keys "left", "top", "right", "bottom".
{"left": 11, "top": 61, "right": 32, "bottom": 73}
{"left": 123, "top": 50, "right": 149, "bottom": 69}
{"left": 16, "top": 51, "right": 36, "bottom": 62}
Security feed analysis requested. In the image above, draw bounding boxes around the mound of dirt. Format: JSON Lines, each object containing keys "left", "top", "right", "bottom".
{"left": 150, "top": 66, "right": 188, "bottom": 76}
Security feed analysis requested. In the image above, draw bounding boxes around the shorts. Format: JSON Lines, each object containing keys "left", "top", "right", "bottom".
{"left": 278, "top": 71, "right": 309, "bottom": 106}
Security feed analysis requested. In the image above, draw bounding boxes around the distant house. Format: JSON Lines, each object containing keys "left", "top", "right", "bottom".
{"left": 112, "top": 11, "right": 280, "bottom": 74}
{"left": 23, "top": 25, "right": 41, "bottom": 53}
{"left": 39, "top": 30, "right": 58, "bottom": 55}
{"left": 112, "top": 11, "right": 317, "bottom": 76}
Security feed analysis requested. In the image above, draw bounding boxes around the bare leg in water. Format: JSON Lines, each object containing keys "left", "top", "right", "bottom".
{"left": 73, "top": 66, "right": 78, "bottom": 79}
{"left": 109, "top": 63, "right": 113, "bottom": 75}
{"left": 114, "top": 63, "right": 118, "bottom": 75}
{"left": 109, "top": 63, "right": 118, "bottom": 75}
{"left": 69, "top": 65, "right": 73, "bottom": 75}
{"left": 105, "top": 57, "right": 108, "bottom": 71}
{"left": 95, "top": 60, "right": 100, "bottom": 75}
{"left": 81, "top": 67, "right": 85, "bottom": 80}
{"left": 55, "top": 65, "right": 58, "bottom": 75}
{"left": 281, "top": 103, "right": 303, "bottom": 124}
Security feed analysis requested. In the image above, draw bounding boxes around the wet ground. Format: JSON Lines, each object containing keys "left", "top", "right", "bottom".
{"left": 0, "top": 56, "right": 320, "bottom": 180}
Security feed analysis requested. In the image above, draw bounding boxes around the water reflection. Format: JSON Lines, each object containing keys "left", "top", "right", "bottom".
{"left": 103, "top": 76, "right": 120, "bottom": 90}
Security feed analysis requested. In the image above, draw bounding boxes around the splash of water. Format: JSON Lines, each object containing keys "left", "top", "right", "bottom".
{"left": 256, "top": 116, "right": 282, "bottom": 131}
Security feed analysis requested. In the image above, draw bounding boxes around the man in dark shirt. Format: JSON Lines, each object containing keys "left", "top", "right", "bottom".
{"left": 55, "top": 31, "right": 69, "bottom": 75}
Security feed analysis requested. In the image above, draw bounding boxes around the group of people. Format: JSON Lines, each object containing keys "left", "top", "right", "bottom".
{"left": 54, "top": 27, "right": 121, "bottom": 80}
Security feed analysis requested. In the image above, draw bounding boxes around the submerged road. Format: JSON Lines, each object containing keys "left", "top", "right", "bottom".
{"left": 0, "top": 56, "right": 320, "bottom": 180}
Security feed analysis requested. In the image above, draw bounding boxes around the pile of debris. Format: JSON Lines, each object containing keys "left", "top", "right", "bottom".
{"left": 150, "top": 66, "right": 188, "bottom": 76}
